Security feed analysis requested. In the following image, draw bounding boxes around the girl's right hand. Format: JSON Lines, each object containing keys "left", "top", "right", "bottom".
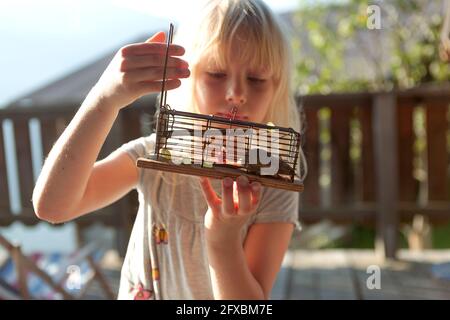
{"left": 92, "top": 31, "right": 190, "bottom": 111}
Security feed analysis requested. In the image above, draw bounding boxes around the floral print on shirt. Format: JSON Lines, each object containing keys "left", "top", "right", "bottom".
{"left": 153, "top": 223, "right": 169, "bottom": 245}
{"left": 130, "top": 283, "right": 153, "bottom": 300}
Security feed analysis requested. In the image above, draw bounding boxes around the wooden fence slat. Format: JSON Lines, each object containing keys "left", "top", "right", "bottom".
{"left": 55, "top": 116, "right": 67, "bottom": 137}
{"left": 425, "top": 101, "right": 449, "bottom": 201}
{"left": 358, "top": 105, "right": 375, "bottom": 202}
{"left": 0, "top": 119, "right": 12, "bottom": 226}
{"left": 39, "top": 117, "right": 58, "bottom": 157}
{"left": 397, "top": 98, "right": 417, "bottom": 203}
{"left": 330, "top": 107, "right": 352, "bottom": 205}
{"left": 13, "top": 118, "right": 35, "bottom": 221}
{"left": 98, "top": 121, "right": 119, "bottom": 160}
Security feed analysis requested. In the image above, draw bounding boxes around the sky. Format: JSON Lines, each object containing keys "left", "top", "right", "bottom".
{"left": 0, "top": 0, "right": 301, "bottom": 107}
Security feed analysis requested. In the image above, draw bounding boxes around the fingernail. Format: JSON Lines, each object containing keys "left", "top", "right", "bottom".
{"left": 237, "top": 175, "right": 248, "bottom": 187}
{"left": 178, "top": 68, "right": 190, "bottom": 76}
{"left": 251, "top": 182, "right": 261, "bottom": 192}
{"left": 223, "top": 177, "right": 233, "bottom": 187}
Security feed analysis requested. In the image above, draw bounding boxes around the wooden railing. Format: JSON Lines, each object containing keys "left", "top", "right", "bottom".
{"left": 299, "top": 86, "right": 450, "bottom": 257}
{"left": 1, "top": 85, "right": 449, "bottom": 258}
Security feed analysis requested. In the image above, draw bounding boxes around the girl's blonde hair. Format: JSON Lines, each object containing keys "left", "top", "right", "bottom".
{"left": 156, "top": 0, "right": 307, "bottom": 193}
{"left": 170, "top": 0, "right": 300, "bottom": 130}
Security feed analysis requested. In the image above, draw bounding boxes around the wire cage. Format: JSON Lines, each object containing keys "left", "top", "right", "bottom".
{"left": 136, "top": 24, "right": 304, "bottom": 192}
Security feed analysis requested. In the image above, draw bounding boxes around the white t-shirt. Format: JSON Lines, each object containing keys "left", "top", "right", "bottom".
{"left": 116, "top": 134, "right": 300, "bottom": 300}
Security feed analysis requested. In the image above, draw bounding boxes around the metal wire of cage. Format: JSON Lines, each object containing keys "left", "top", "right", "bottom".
{"left": 153, "top": 106, "right": 300, "bottom": 181}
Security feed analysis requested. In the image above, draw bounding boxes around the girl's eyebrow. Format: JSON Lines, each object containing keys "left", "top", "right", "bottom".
{"left": 248, "top": 70, "right": 265, "bottom": 74}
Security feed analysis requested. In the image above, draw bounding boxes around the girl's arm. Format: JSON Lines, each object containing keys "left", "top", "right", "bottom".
{"left": 207, "top": 222, "right": 293, "bottom": 300}
{"left": 32, "top": 95, "right": 134, "bottom": 223}
{"left": 33, "top": 32, "right": 189, "bottom": 223}
{"left": 243, "top": 222, "right": 294, "bottom": 299}
{"left": 200, "top": 176, "right": 294, "bottom": 299}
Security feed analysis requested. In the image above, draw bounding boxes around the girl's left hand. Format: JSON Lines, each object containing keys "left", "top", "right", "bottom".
{"left": 199, "top": 175, "right": 262, "bottom": 245}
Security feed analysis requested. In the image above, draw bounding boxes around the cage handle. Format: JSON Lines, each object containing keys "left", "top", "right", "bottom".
{"left": 160, "top": 23, "right": 174, "bottom": 109}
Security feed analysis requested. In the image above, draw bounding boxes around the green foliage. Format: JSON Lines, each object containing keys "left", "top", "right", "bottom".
{"left": 432, "top": 223, "right": 450, "bottom": 248}
{"left": 323, "top": 225, "right": 411, "bottom": 249}
{"left": 292, "top": 0, "right": 450, "bottom": 94}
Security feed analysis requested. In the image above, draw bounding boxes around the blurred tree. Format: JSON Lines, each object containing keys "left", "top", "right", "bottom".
{"left": 292, "top": 0, "right": 450, "bottom": 94}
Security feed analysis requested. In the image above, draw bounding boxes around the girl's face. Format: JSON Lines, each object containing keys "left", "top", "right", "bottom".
{"left": 194, "top": 40, "right": 276, "bottom": 124}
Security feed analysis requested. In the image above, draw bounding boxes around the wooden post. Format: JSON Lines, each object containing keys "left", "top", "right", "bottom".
{"left": 11, "top": 244, "right": 30, "bottom": 299}
{"left": 13, "top": 117, "right": 35, "bottom": 217}
{"left": 0, "top": 117, "right": 12, "bottom": 226}
{"left": 426, "top": 100, "right": 449, "bottom": 201}
{"left": 300, "top": 108, "right": 320, "bottom": 208}
{"left": 372, "top": 93, "right": 399, "bottom": 259}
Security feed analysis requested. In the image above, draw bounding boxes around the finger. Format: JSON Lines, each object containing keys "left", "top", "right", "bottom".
{"left": 250, "top": 182, "right": 262, "bottom": 212}
{"left": 221, "top": 177, "right": 236, "bottom": 215}
{"left": 146, "top": 31, "right": 166, "bottom": 43}
{"left": 136, "top": 79, "right": 182, "bottom": 94}
{"left": 122, "top": 43, "right": 185, "bottom": 57}
{"left": 236, "top": 175, "right": 252, "bottom": 214}
{"left": 121, "top": 55, "right": 189, "bottom": 71}
{"left": 198, "top": 177, "right": 221, "bottom": 211}
{"left": 129, "top": 67, "right": 190, "bottom": 82}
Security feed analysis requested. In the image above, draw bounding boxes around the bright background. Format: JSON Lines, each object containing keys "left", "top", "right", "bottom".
{"left": 0, "top": 0, "right": 304, "bottom": 107}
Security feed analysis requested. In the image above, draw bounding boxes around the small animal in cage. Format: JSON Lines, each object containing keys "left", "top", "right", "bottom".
{"left": 135, "top": 24, "right": 304, "bottom": 192}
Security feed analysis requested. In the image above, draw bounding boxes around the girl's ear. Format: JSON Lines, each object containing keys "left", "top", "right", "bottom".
{"left": 146, "top": 31, "right": 166, "bottom": 43}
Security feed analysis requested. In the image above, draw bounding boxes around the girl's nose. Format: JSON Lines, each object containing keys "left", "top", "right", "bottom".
{"left": 226, "top": 79, "right": 247, "bottom": 106}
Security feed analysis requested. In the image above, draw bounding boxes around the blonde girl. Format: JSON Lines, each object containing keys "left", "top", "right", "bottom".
{"left": 33, "top": 0, "right": 306, "bottom": 299}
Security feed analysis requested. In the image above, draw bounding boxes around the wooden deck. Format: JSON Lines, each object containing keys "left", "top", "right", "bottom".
{"left": 271, "top": 249, "right": 450, "bottom": 300}
{"left": 85, "top": 249, "right": 450, "bottom": 300}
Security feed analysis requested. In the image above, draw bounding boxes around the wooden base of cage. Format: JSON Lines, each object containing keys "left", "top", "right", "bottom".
{"left": 136, "top": 156, "right": 304, "bottom": 192}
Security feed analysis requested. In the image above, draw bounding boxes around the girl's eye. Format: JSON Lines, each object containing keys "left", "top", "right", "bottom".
{"left": 248, "top": 77, "right": 266, "bottom": 83}
{"left": 207, "top": 72, "right": 226, "bottom": 79}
